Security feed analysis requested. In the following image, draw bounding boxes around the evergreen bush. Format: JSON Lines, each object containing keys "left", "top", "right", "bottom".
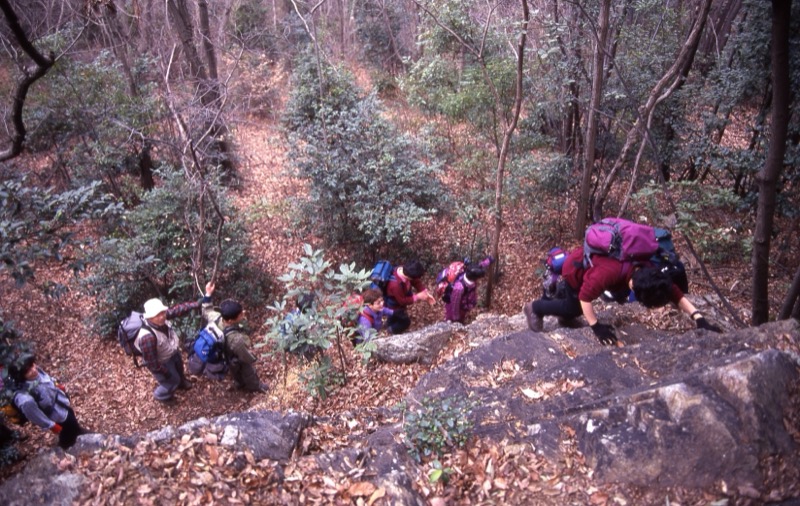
{"left": 282, "top": 53, "right": 444, "bottom": 249}
{"left": 403, "top": 394, "right": 477, "bottom": 462}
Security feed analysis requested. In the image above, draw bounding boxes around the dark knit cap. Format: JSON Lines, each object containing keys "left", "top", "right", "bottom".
{"left": 220, "top": 299, "right": 243, "bottom": 320}
{"left": 403, "top": 260, "right": 425, "bottom": 279}
{"left": 8, "top": 353, "right": 36, "bottom": 383}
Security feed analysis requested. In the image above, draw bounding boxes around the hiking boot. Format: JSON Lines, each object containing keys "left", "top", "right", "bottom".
{"left": 523, "top": 303, "right": 543, "bottom": 332}
{"left": 179, "top": 380, "right": 193, "bottom": 391}
{"left": 255, "top": 382, "right": 269, "bottom": 393}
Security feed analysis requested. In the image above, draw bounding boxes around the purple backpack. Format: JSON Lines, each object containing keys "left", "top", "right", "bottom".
{"left": 583, "top": 218, "right": 659, "bottom": 267}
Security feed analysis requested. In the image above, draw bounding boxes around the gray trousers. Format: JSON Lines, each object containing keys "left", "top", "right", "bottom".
{"left": 150, "top": 351, "right": 187, "bottom": 401}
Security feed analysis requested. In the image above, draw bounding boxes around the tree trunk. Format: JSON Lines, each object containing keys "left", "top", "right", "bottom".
{"left": 197, "top": 0, "right": 218, "bottom": 80}
{"left": 576, "top": 0, "right": 610, "bottom": 238}
{"left": 752, "top": 0, "right": 792, "bottom": 324}
{"left": 485, "top": 0, "right": 529, "bottom": 307}
{"left": 779, "top": 263, "right": 800, "bottom": 320}
{"left": 0, "top": 0, "right": 55, "bottom": 161}
{"left": 166, "top": 0, "right": 208, "bottom": 81}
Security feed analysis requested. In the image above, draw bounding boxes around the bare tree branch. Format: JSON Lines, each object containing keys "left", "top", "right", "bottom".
{"left": 0, "top": 0, "right": 54, "bottom": 161}
{"left": 592, "top": 0, "right": 713, "bottom": 220}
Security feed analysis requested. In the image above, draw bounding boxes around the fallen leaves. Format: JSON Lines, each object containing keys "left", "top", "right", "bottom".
{"left": 520, "top": 379, "right": 587, "bottom": 402}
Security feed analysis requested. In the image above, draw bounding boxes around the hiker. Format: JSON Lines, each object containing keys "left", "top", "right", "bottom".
{"left": 444, "top": 257, "right": 493, "bottom": 323}
{"left": 385, "top": 260, "right": 436, "bottom": 334}
{"left": 523, "top": 247, "right": 721, "bottom": 345}
{"left": 204, "top": 298, "right": 268, "bottom": 393}
{"left": 136, "top": 283, "right": 214, "bottom": 404}
{"left": 354, "top": 288, "right": 394, "bottom": 344}
{"left": 9, "top": 354, "right": 86, "bottom": 449}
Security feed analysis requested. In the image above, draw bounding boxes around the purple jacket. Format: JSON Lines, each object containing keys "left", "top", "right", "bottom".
{"left": 445, "top": 277, "right": 478, "bottom": 322}
{"left": 356, "top": 306, "right": 394, "bottom": 343}
{"left": 444, "top": 257, "right": 492, "bottom": 322}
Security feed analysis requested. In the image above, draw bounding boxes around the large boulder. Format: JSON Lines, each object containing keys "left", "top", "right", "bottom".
{"left": 372, "top": 321, "right": 459, "bottom": 364}
{"left": 409, "top": 318, "right": 800, "bottom": 495}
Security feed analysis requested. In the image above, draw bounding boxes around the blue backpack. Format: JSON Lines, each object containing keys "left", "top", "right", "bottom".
{"left": 192, "top": 322, "right": 226, "bottom": 364}
{"left": 369, "top": 260, "right": 393, "bottom": 291}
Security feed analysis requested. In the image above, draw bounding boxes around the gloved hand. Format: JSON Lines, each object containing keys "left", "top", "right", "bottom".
{"left": 695, "top": 317, "right": 721, "bottom": 333}
{"left": 591, "top": 322, "right": 618, "bottom": 346}
{"left": 50, "top": 423, "right": 63, "bottom": 434}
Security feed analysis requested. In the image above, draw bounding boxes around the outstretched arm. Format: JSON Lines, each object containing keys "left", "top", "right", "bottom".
{"left": 678, "top": 297, "right": 721, "bottom": 332}
{"left": 580, "top": 300, "right": 598, "bottom": 326}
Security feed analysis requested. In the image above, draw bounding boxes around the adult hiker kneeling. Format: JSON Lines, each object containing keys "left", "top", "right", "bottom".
{"left": 523, "top": 248, "right": 721, "bottom": 345}
{"left": 135, "top": 283, "right": 214, "bottom": 404}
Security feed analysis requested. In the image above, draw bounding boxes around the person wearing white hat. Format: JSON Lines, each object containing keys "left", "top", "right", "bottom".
{"left": 134, "top": 282, "right": 215, "bottom": 403}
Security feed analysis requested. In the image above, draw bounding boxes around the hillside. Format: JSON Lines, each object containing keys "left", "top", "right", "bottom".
{"left": 0, "top": 64, "right": 790, "bottom": 502}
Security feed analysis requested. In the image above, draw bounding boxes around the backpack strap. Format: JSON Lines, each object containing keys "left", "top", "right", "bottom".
{"left": 132, "top": 321, "right": 156, "bottom": 369}
{"left": 358, "top": 310, "right": 375, "bottom": 326}
{"left": 222, "top": 324, "right": 238, "bottom": 361}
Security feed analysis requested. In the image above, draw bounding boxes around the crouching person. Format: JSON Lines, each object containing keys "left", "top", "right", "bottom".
{"left": 523, "top": 247, "right": 721, "bottom": 345}
{"left": 354, "top": 288, "right": 394, "bottom": 345}
{"left": 136, "top": 283, "right": 214, "bottom": 404}
{"left": 10, "top": 354, "right": 86, "bottom": 449}
{"left": 217, "top": 299, "right": 268, "bottom": 393}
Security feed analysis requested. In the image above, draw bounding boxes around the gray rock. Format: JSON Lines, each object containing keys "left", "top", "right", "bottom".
{"left": 373, "top": 321, "right": 458, "bottom": 364}
{"left": 0, "top": 452, "right": 84, "bottom": 506}
{"left": 208, "top": 410, "right": 309, "bottom": 461}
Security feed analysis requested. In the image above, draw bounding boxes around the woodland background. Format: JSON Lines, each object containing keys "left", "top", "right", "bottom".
{"left": 0, "top": 0, "right": 798, "bottom": 501}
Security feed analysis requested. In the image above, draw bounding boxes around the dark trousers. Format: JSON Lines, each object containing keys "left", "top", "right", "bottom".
{"left": 229, "top": 358, "right": 262, "bottom": 391}
{"left": 531, "top": 283, "right": 582, "bottom": 320}
{"left": 59, "top": 408, "right": 83, "bottom": 449}
{"left": 387, "top": 308, "right": 411, "bottom": 335}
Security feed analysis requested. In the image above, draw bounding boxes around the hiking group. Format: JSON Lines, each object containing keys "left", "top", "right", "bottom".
{"left": 0, "top": 216, "right": 723, "bottom": 453}
{"left": 119, "top": 282, "right": 268, "bottom": 405}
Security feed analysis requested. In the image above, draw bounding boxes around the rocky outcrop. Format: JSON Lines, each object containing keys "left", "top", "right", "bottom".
{"left": 411, "top": 318, "right": 800, "bottom": 495}
{"left": 2, "top": 317, "right": 799, "bottom": 505}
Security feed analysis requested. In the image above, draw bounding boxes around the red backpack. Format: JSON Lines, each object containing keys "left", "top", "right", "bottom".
{"left": 435, "top": 261, "right": 466, "bottom": 303}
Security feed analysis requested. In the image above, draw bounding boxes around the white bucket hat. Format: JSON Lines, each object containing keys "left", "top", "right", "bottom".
{"left": 143, "top": 298, "right": 169, "bottom": 319}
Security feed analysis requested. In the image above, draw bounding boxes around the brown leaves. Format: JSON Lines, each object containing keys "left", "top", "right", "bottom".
{"left": 520, "top": 379, "right": 586, "bottom": 402}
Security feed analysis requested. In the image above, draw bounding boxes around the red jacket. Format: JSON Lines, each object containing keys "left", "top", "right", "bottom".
{"left": 385, "top": 268, "right": 427, "bottom": 309}
{"left": 562, "top": 248, "right": 682, "bottom": 304}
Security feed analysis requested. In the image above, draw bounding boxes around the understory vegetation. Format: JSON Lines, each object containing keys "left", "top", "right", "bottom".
{"left": 0, "top": 0, "right": 798, "bottom": 500}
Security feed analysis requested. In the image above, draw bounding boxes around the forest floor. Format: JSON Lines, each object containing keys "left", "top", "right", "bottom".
{"left": 0, "top": 110, "right": 789, "bottom": 504}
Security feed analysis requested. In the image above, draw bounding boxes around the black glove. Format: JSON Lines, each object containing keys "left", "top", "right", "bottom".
{"left": 591, "top": 322, "right": 617, "bottom": 346}
{"left": 695, "top": 317, "right": 721, "bottom": 333}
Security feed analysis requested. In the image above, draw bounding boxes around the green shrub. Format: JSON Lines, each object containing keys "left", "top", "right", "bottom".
{"left": 633, "top": 181, "right": 746, "bottom": 264}
{"left": 299, "top": 356, "right": 346, "bottom": 400}
{"left": 263, "top": 245, "right": 372, "bottom": 397}
{"left": 403, "top": 394, "right": 477, "bottom": 462}
{"left": 0, "top": 177, "right": 120, "bottom": 290}
{"left": 282, "top": 53, "right": 444, "bottom": 249}
{"left": 82, "top": 166, "right": 267, "bottom": 338}
{"left": 24, "top": 52, "right": 163, "bottom": 195}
